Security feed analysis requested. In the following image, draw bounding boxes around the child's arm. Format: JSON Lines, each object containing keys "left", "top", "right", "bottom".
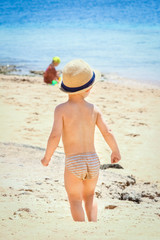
{"left": 96, "top": 108, "right": 121, "bottom": 164}
{"left": 41, "top": 105, "right": 63, "bottom": 166}
{"left": 56, "top": 70, "right": 60, "bottom": 79}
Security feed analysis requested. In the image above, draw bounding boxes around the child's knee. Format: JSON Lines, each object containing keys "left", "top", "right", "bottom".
{"left": 68, "top": 192, "right": 82, "bottom": 202}
{"left": 83, "top": 192, "right": 94, "bottom": 202}
{"left": 69, "top": 198, "right": 83, "bottom": 208}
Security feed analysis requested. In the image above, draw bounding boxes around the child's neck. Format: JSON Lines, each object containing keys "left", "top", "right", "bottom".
{"left": 68, "top": 94, "right": 85, "bottom": 103}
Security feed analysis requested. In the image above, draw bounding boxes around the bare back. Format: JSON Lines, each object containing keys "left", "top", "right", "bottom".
{"left": 61, "top": 99, "right": 98, "bottom": 156}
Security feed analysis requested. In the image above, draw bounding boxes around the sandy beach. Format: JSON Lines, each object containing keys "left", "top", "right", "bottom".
{"left": 0, "top": 73, "right": 160, "bottom": 239}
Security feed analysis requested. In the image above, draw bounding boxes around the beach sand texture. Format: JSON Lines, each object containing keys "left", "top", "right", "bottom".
{"left": 0, "top": 74, "right": 160, "bottom": 239}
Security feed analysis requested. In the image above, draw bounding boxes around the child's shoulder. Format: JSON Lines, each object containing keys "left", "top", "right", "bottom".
{"left": 85, "top": 101, "right": 102, "bottom": 115}
{"left": 54, "top": 102, "right": 68, "bottom": 113}
{"left": 55, "top": 102, "right": 67, "bottom": 109}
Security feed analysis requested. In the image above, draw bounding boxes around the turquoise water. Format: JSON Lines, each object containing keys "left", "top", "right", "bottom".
{"left": 0, "top": 0, "right": 160, "bottom": 84}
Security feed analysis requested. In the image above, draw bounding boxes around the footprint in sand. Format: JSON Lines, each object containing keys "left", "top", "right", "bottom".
{"left": 132, "top": 122, "right": 148, "bottom": 127}
{"left": 36, "top": 182, "right": 43, "bottom": 185}
{"left": 13, "top": 208, "right": 31, "bottom": 219}
{"left": 18, "top": 189, "right": 34, "bottom": 195}
{"left": 126, "top": 133, "right": 140, "bottom": 137}
{"left": 33, "top": 112, "right": 39, "bottom": 115}
{"left": 102, "top": 105, "right": 107, "bottom": 108}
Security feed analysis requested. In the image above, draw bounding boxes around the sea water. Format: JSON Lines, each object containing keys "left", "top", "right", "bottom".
{"left": 0, "top": 0, "right": 160, "bottom": 84}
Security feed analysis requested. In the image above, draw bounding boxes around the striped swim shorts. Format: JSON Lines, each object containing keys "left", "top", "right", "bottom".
{"left": 65, "top": 152, "right": 100, "bottom": 180}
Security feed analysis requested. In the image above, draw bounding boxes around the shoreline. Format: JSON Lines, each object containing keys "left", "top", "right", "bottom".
{"left": 1, "top": 72, "right": 160, "bottom": 90}
{"left": 1, "top": 64, "right": 160, "bottom": 88}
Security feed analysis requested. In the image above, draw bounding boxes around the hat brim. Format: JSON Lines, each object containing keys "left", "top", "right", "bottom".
{"left": 59, "top": 69, "right": 101, "bottom": 95}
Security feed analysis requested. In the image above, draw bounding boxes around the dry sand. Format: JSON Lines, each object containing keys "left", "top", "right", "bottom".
{"left": 0, "top": 74, "right": 160, "bottom": 240}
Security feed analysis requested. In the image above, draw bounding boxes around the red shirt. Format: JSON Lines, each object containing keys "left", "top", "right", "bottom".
{"left": 43, "top": 64, "right": 57, "bottom": 84}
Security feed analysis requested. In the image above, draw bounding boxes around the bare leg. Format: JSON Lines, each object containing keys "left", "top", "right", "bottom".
{"left": 82, "top": 175, "right": 99, "bottom": 222}
{"left": 64, "top": 167, "right": 85, "bottom": 222}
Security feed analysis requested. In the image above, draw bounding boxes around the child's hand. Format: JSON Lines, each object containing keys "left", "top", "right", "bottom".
{"left": 41, "top": 157, "right": 50, "bottom": 167}
{"left": 111, "top": 151, "right": 121, "bottom": 164}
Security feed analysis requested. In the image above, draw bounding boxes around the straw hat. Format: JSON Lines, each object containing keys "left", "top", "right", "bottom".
{"left": 59, "top": 59, "right": 101, "bottom": 94}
